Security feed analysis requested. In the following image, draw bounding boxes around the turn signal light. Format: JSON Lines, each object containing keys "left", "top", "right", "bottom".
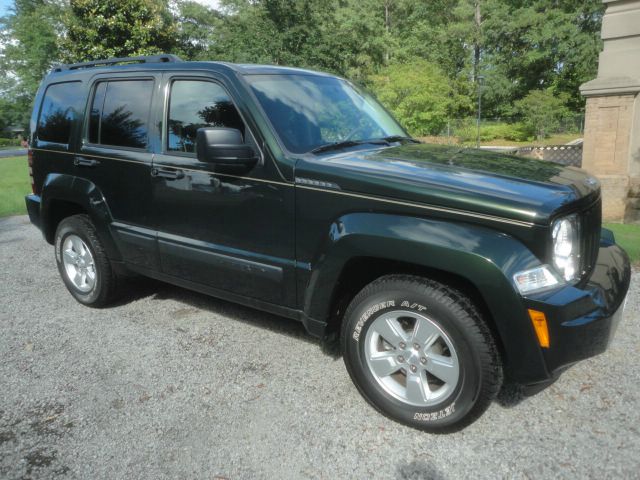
{"left": 528, "top": 309, "right": 550, "bottom": 348}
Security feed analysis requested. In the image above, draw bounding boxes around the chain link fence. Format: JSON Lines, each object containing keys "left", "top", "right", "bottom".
{"left": 423, "top": 114, "right": 585, "bottom": 146}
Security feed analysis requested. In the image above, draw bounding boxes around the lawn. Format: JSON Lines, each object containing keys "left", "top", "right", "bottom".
{"left": 604, "top": 223, "right": 640, "bottom": 266}
{"left": 0, "top": 156, "right": 29, "bottom": 217}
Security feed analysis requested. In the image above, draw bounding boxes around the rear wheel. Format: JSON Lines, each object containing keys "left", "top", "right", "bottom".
{"left": 341, "top": 275, "right": 502, "bottom": 433}
{"left": 55, "top": 214, "right": 119, "bottom": 307}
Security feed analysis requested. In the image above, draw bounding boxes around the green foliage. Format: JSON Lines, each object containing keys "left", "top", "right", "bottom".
{"left": 0, "top": 0, "right": 62, "bottom": 129}
{"left": 0, "top": 0, "right": 604, "bottom": 137}
{"left": 61, "top": 0, "right": 177, "bottom": 62}
{"left": 515, "top": 90, "right": 571, "bottom": 140}
{"left": 455, "top": 120, "right": 530, "bottom": 143}
{"left": 0, "top": 156, "right": 29, "bottom": 218}
{"left": 0, "top": 138, "right": 23, "bottom": 146}
{"left": 604, "top": 223, "right": 640, "bottom": 265}
{"left": 369, "top": 61, "right": 452, "bottom": 136}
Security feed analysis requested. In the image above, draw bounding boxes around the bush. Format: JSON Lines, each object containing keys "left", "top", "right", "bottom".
{"left": 0, "top": 138, "right": 22, "bottom": 147}
{"left": 454, "top": 120, "right": 530, "bottom": 143}
{"left": 515, "top": 89, "right": 571, "bottom": 140}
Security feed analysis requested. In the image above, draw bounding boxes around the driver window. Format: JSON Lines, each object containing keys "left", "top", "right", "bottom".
{"left": 167, "top": 80, "right": 245, "bottom": 154}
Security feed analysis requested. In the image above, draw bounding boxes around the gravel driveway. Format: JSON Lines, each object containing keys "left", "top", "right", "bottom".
{"left": 1, "top": 215, "right": 638, "bottom": 479}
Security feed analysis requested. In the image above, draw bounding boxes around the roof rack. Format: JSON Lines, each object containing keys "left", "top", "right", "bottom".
{"left": 52, "top": 54, "right": 183, "bottom": 72}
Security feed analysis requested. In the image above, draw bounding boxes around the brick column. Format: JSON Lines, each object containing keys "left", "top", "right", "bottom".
{"left": 580, "top": 0, "right": 640, "bottom": 223}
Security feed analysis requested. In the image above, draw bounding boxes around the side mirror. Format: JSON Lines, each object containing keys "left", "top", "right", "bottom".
{"left": 196, "top": 127, "right": 258, "bottom": 172}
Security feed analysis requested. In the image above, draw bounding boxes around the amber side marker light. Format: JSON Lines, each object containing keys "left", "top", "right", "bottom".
{"left": 528, "top": 309, "right": 550, "bottom": 348}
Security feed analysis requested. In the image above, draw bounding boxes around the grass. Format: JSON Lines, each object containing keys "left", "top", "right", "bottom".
{"left": 0, "top": 156, "right": 29, "bottom": 218}
{"left": 478, "top": 133, "right": 581, "bottom": 147}
{"left": 419, "top": 133, "right": 581, "bottom": 147}
{"left": 604, "top": 223, "right": 640, "bottom": 266}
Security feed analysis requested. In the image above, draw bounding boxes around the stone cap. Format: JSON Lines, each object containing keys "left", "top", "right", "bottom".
{"left": 580, "top": 76, "right": 640, "bottom": 97}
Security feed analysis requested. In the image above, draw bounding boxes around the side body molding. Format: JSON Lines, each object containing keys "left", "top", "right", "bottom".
{"left": 40, "top": 173, "right": 122, "bottom": 261}
{"left": 302, "top": 213, "right": 548, "bottom": 382}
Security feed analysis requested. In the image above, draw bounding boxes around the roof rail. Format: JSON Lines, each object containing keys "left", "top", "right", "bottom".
{"left": 52, "top": 54, "right": 183, "bottom": 72}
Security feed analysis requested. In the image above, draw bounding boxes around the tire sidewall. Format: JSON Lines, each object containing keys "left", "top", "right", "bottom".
{"left": 55, "top": 221, "right": 102, "bottom": 305}
{"left": 344, "top": 287, "right": 484, "bottom": 430}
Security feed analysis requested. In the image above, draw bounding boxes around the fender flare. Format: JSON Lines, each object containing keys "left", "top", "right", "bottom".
{"left": 40, "top": 173, "right": 122, "bottom": 261}
{"left": 303, "top": 212, "right": 548, "bottom": 381}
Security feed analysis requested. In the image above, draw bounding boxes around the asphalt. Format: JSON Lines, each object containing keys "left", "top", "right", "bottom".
{"left": 0, "top": 149, "right": 27, "bottom": 158}
{"left": 1, "top": 215, "right": 638, "bottom": 479}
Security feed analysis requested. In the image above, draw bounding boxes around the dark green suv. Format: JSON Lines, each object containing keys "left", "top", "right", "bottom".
{"left": 25, "top": 55, "right": 631, "bottom": 432}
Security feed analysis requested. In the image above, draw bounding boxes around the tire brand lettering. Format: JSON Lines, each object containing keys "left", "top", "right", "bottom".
{"left": 352, "top": 300, "right": 395, "bottom": 341}
{"left": 413, "top": 402, "right": 455, "bottom": 421}
{"left": 401, "top": 301, "right": 427, "bottom": 311}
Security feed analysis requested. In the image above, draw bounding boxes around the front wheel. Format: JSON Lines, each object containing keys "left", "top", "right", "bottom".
{"left": 341, "top": 275, "right": 502, "bottom": 433}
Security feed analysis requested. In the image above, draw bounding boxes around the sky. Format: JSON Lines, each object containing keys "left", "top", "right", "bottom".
{"left": 0, "top": 0, "right": 11, "bottom": 18}
{"left": 0, "top": 0, "right": 221, "bottom": 18}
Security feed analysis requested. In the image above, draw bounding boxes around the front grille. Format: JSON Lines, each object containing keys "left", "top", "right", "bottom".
{"left": 580, "top": 197, "right": 602, "bottom": 280}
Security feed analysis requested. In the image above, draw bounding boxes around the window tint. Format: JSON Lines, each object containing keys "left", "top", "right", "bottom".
{"left": 37, "top": 82, "right": 83, "bottom": 145}
{"left": 88, "top": 80, "right": 153, "bottom": 149}
{"left": 167, "top": 80, "right": 245, "bottom": 153}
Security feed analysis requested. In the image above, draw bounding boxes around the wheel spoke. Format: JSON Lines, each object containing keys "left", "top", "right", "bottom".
{"left": 368, "top": 351, "right": 401, "bottom": 378}
{"left": 71, "top": 236, "right": 83, "bottom": 254}
{"left": 411, "top": 318, "right": 440, "bottom": 348}
{"left": 63, "top": 249, "right": 78, "bottom": 263}
{"left": 405, "top": 374, "right": 429, "bottom": 404}
{"left": 425, "top": 353, "right": 457, "bottom": 384}
{"left": 81, "top": 248, "right": 93, "bottom": 264}
{"left": 375, "top": 317, "right": 407, "bottom": 347}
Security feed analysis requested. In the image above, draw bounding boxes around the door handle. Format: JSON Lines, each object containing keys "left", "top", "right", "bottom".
{"left": 74, "top": 157, "right": 100, "bottom": 168}
{"left": 151, "top": 167, "right": 185, "bottom": 180}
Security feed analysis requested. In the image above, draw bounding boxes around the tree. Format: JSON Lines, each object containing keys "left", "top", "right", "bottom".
{"left": 369, "top": 61, "right": 453, "bottom": 136}
{"left": 515, "top": 89, "right": 570, "bottom": 140}
{"left": 0, "top": 0, "right": 63, "bottom": 130}
{"left": 174, "top": 0, "right": 222, "bottom": 61}
{"left": 61, "top": 0, "right": 178, "bottom": 62}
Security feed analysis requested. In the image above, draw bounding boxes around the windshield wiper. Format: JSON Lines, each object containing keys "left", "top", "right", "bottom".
{"left": 310, "top": 139, "right": 389, "bottom": 154}
{"left": 381, "top": 135, "right": 420, "bottom": 144}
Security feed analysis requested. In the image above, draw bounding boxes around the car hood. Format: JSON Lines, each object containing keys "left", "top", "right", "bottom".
{"left": 296, "top": 143, "right": 600, "bottom": 225}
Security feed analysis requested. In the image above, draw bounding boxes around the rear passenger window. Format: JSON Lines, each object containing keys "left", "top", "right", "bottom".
{"left": 88, "top": 80, "right": 153, "bottom": 149}
{"left": 167, "top": 80, "right": 245, "bottom": 154}
{"left": 37, "top": 82, "right": 83, "bottom": 145}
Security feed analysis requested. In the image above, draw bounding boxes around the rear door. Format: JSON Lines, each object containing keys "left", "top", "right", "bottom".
{"left": 150, "top": 73, "right": 296, "bottom": 307}
{"left": 78, "top": 73, "right": 162, "bottom": 269}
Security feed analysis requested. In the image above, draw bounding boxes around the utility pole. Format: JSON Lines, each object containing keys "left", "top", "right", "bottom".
{"left": 476, "top": 75, "right": 484, "bottom": 149}
{"left": 474, "top": 1, "right": 483, "bottom": 148}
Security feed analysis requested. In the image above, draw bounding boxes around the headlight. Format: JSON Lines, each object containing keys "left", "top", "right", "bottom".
{"left": 552, "top": 214, "right": 580, "bottom": 281}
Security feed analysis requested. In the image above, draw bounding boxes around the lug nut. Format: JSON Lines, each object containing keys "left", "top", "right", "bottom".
{"left": 399, "top": 342, "right": 406, "bottom": 349}
{"left": 397, "top": 355, "right": 405, "bottom": 363}
{"left": 410, "top": 365, "right": 417, "bottom": 373}
{"left": 413, "top": 343, "right": 420, "bottom": 350}
{"left": 420, "top": 357, "right": 427, "bottom": 364}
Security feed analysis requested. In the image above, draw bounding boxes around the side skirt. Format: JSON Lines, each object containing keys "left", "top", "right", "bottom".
{"left": 125, "top": 263, "right": 327, "bottom": 338}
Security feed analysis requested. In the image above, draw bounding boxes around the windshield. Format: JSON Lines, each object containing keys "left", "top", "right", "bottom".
{"left": 247, "top": 74, "right": 407, "bottom": 154}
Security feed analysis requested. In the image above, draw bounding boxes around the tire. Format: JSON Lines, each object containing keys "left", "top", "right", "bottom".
{"left": 341, "top": 274, "right": 502, "bottom": 433}
{"left": 54, "top": 214, "right": 119, "bottom": 307}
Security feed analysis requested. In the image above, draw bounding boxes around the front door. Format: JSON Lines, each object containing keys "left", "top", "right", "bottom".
{"left": 151, "top": 75, "right": 295, "bottom": 307}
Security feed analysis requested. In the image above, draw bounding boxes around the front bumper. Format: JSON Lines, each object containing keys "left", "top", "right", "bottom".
{"left": 522, "top": 232, "right": 631, "bottom": 388}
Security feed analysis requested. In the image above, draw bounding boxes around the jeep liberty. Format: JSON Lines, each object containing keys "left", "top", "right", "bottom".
{"left": 25, "top": 55, "right": 631, "bottom": 432}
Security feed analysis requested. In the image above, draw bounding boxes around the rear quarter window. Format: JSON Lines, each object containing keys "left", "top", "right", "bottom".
{"left": 36, "top": 81, "right": 84, "bottom": 146}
